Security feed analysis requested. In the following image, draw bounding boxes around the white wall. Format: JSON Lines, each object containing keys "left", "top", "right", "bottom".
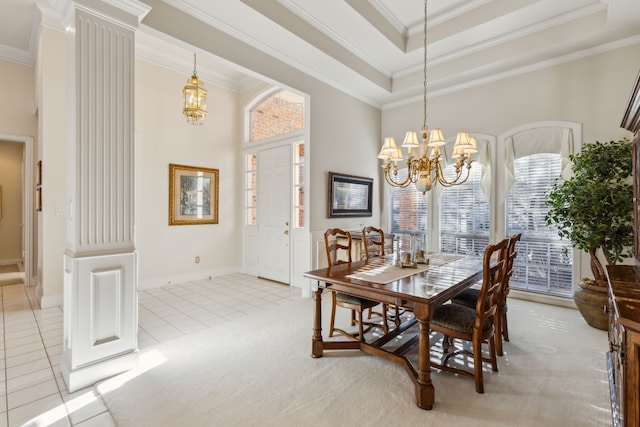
{"left": 141, "top": 2, "right": 383, "bottom": 271}
{"left": 0, "top": 59, "right": 37, "bottom": 271}
{"left": 382, "top": 44, "right": 639, "bottom": 148}
{"left": 35, "top": 26, "right": 68, "bottom": 307}
{"left": 135, "top": 59, "right": 243, "bottom": 288}
{"left": 0, "top": 60, "right": 37, "bottom": 134}
{"left": 381, "top": 42, "right": 640, "bottom": 282}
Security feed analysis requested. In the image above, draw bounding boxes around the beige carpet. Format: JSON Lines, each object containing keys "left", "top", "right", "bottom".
{"left": 0, "top": 264, "right": 23, "bottom": 285}
{"left": 97, "top": 295, "right": 610, "bottom": 427}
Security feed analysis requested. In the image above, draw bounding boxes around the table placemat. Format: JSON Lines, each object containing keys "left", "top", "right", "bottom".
{"left": 346, "top": 253, "right": 462, "bottom": 285}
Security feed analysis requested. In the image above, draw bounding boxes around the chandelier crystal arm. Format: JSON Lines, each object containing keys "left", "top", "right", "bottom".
{"left": 383, "top": 162, "right": 413, "bottom": 187}
{"left": 435, "top": 158, "right": 474, "bottom": 187}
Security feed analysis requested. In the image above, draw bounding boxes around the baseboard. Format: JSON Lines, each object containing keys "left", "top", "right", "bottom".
{"left": 40, "top": 292, "right": 64, "bottom": 309}
{"left": 509, "top": 289, "right": 576, "bottom": 309}
{"left": 138, "top": 266, "right": 241, "bottom": 290}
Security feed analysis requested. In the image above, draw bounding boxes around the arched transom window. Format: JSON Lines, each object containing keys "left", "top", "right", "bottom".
{"left": 250, "top": 90, "right": 305, "bottom": 142}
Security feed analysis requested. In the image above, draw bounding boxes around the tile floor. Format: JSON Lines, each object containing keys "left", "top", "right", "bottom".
{"left": 0, "top": 274, "right": 302, "bottom": 427}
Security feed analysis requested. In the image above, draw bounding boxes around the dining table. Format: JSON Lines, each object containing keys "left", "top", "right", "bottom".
{"left": 304, "top": 252, "right": 484, "bottom": 410}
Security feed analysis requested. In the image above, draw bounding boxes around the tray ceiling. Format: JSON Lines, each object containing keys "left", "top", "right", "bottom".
{"left": 2, "top": 0, "right": 639, "bottom": 108}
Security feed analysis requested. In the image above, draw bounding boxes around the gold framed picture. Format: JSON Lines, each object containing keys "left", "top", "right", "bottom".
{"left": 169, "top": 163, "right": 219, "bottom": 225}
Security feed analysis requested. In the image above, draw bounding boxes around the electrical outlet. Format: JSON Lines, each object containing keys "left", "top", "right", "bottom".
{"left": 195, "top": 256, "right": 200, "bottom": 263}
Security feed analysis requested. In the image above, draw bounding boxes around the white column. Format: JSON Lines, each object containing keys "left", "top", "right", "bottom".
{"left": 60, "top": 0, "right": 150, "bottom": 393}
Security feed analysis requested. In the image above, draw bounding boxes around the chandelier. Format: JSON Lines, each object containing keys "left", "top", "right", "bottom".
{"left": 378, "top": 0, "right": 477, "bottom": 194}
{"left": 183, "top": 53, "right": 208, "bottom": 125}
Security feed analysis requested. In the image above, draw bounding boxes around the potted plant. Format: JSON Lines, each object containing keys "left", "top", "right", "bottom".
{"left": 545, "top": 138, "right": 634, "bottom": 330}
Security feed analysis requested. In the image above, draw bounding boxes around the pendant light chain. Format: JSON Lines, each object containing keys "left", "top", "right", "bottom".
{"left": 422, "top": 0, "right": 428, "bottom": 134}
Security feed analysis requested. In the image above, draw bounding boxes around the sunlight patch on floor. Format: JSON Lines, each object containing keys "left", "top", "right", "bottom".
{"left": 97, "top": 349, "right": 167, "bottom": 395}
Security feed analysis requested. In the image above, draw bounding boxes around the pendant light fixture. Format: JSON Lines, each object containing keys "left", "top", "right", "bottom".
{"left": 378, "top": 0, "right": 477, "bottom": 194}
{"left": 182, "top": 53, "right": 208, "bottom": 125}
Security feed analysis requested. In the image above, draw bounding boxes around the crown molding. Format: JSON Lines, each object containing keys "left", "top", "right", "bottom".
{"left": 383, "top": 35, "right": 640, "bottom": 111}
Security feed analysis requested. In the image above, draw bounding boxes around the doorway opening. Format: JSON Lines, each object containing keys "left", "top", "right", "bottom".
{"left": 0, "top": 133, "right": 35, "bottom": 287}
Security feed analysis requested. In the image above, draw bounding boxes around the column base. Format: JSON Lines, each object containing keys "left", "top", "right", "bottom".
{"left": 61, "top": 349, "right": 139, "bottom": 393}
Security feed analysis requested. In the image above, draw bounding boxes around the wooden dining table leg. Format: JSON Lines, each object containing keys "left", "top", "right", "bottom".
{"left": 415, "top": 310, "right": 435, "bottom": 409}
{"left": 312, "top": 285, "right": 324, "bottom": 358}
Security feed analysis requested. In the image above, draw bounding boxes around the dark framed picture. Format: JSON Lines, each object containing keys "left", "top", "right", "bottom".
{"left": 36, "top": 160, "right": 42, "bottom": 186}
{"left": 169, "top": 163, "right": 219, "bottom": 225}
{"left": 328, "top": 172, "right": 373, "bottom": 218}
{"left": 36, "top": 187, "right": 42, "bottom": 212}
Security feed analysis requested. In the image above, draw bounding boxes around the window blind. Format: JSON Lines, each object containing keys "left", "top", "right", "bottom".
{"left": 506, "top": 153, "right": 572, "bottom": 297}
{"left": 440, "top": 164, "right": 489, "bottom": 256}
{"left": 390, "top": 168, "right": 428, "bottom": 253}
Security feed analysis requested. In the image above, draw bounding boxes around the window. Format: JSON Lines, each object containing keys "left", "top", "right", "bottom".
{"left": 244, "top": 154, "right": 257, "bottom": 225}
{"left": 440, "top": 164, "right": 489, "bottom": 256}
{"left": 245, "top": 90, "right": 306, "bottom": 228}
{"left": 293, "top": 143, "right": 305, "bottom": 228}
{"left": 505, "top": 153, "right": 572, "bottom": 297}
{"left": 390, "top": 168, "right": 428, "bottom": 253}
{"left": 384, "top": 123, "right": 579, "bottom": 300}
{"left": 249, "top": 90, "right": 304, "bottom": 142}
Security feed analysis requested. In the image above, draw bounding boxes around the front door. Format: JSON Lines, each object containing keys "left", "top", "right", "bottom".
{"left": 257, "top": 145, "right": 291, "bottom": 283}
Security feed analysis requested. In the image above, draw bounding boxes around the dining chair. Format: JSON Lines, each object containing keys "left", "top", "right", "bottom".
{"left": 362, "top": 226, "right": 386, "bottom": 260}
{"left": 324, "top": 228, "right": 388, "bottom": 341}
{"left": 450, "top": 233, "right": 521, "bottom": 356}
{"left": 362, "top": 226, "right": 402, "bottom": 329}
{"left": 429, "top": 238, "right": 508, "bottom": 393}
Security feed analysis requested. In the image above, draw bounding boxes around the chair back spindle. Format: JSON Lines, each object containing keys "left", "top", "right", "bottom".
{"left": 324, "top": 228, "right": 352, "bottom": 267}
{"left": 362, "top": 226, "right": 385, "bottom": 261}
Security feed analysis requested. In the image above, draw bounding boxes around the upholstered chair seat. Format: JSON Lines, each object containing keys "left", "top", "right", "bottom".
{"left": 336, "top": 292, "right": 376, "bottom": 306}
{"left": 431, "top": 304, "right": 492, "bottom": 335}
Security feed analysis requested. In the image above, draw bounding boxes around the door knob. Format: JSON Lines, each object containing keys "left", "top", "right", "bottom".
{"left": 284, "top": 230, "right": 289, "bottom": 235}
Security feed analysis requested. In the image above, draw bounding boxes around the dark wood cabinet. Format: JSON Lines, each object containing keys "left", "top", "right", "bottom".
{"left": 606, "top": 265, "right": 640, "bottom": 427}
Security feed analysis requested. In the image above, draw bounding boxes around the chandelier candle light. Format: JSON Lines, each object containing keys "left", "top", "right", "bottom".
{"left": 379, "top": 0, "right": 477, "bottom": 194}
{"left": 183, "top": 53, "right": 208, "bottom": 125}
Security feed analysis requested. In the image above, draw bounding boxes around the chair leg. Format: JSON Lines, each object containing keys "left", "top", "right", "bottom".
{"left": 495, "top": 307, "right": 504, "bottom": 357}
{"left": 329, "top": 292, "right": 337, "bottom": 337}
{"left": 380, "top": 305, "right": 389, "bottom": 334}
{"left": 442, "top": 335, "right": 452, "bottom": 353}
{"left": 473, "top": 334, "right": 484, "bottom": 394}
{"left": 502, "top": 309, "right": 509, "bottom": 342}
{"left": 489, "top": 335, "right": 498, "bottom": 372}
{"left": 390, "top": 305, "right": 401, "bottom": 327}
{"left": 350, "top": 309, "right": 356, "bottom": 326}
{"left": 364, "top": 304, "right": 391, "bottom": 334}
{"left": 356, "top": 309, "right": 366, "bottom": 343}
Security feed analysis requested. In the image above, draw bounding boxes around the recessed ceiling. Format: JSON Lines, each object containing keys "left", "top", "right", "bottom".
{"left": 1, "top": 0, "right": 639, "bottom": 108}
